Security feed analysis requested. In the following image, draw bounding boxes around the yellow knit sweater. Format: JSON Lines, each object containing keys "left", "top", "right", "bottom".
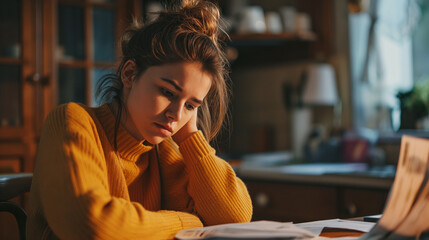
{"left": 27, "top": 103, "right": 252, "bottom": 240}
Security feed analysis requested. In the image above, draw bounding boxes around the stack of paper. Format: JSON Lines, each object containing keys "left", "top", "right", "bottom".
{"left": 296, "top": 219, "right": 375, "bottom": 237}
{"left": 360, "top": 135, "right": 429, "bottom": 239}
{"left": 175, "top": 221, "right": 315, "bottom": 239}
{"left": 175, "top": 219, "right": 376, "bottom": 240}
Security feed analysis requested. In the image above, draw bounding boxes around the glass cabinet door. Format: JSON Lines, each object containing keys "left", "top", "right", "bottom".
{"left": 56, "top": 0, "right": 117, "bottom": 107}
{"left": 58, "top": 4, "right": 85, "bottom": 61}
{"left": 58, "top": 67, "right": 86, "bottom": 104}
{"left": 0, "top": 0, "right": 22, "bottom": 127}
{"left": 92, "top": 6, "right": 116, "bottom": 106}
{"left": 0, "top": 65, "right": 22, "bottom": 127}
{"left": 92, "top": 7, "right": 116, "bottom": 62}
{"left": 0, "top": 0, "right": 37, "bottom": 238}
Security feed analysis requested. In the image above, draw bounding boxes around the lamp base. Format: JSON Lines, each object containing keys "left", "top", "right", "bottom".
{"left": 291, "top": 108, "right": 312, "bottom": 160}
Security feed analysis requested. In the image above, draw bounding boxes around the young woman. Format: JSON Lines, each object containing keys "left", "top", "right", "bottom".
{"left": 27, "top": 1, "right": 252, "bottom": 239}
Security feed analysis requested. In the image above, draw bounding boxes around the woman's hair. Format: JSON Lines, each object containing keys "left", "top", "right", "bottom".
{"left": 96, "top": 0, "right": 230, "bottom": 144}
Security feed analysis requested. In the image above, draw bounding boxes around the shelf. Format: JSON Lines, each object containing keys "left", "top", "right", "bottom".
{"left": 58, "top": 60, "right": 115, "bottom": 69}
{"left": 226, "top": 31, "right": 317, "bottom": 47}
{"left": 58, "top": 0, "right": 116, "bottom": 8}
{"left": 0, "top": 128, "right": 26, "bottom": 140}
{"left": 58, "top": 60, "right": 87, "bottom": 68}
{"left": 229, "top": 31, "right": 317, "bottom": 42}
{"left": 224, "top": 31, "right": 317, "bottom": 66}
{"left": 0, "top": 58, "right": 22, "bottom": 65}
{"left": 227, "top": 41, "right": 313, "bottom": 67}
{"left": 0, "top": 142, "right": 27, "bottom": 156}
{"left": 93, "top": 61, "right": 116, "bottom": 68}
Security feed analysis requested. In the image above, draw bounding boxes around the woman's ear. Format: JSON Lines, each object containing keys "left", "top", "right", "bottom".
{"left": 121, "top": 60, "right": 137, "bottom": 88}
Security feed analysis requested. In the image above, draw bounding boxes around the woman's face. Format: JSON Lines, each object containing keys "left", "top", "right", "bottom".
{"left": 122, "top": 61, "right": 212, "bottom": 144}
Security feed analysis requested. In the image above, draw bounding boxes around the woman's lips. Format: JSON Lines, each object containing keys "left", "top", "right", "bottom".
{"left": 154, "top": 123, "right": 173, "bottom": 136}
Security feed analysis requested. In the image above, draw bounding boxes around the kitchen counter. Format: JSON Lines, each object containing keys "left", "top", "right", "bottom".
{"left": 237, "top": 163, "right": 395, "bottom": 189}
{"left": 232, "top": 161, "right": 395, "bottom": 222}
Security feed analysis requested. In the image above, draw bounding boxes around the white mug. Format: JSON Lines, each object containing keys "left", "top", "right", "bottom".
{"left": 237, "top": 6, "right": 266, "bottom": 33}
{"left": 265, "top": 11, "right": 283, "bottom": 33}
{"left": 279, "top": 6, "right": 296, "bottom": 32}
{"left": 146, "top": 2, "right": 163, "bottom": 22}
{"left": 296, "top": 13, "right": 312, "bottom": 33}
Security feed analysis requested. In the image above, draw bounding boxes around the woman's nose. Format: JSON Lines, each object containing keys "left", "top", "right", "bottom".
{"left": 165, "top": 102, "right": 183, "bottom": 121}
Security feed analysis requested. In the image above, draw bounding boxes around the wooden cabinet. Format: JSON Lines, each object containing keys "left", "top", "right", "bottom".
{"left": 339, "top": 188, "right": 388, "bottom": 219}
{"left": 244, "top": 178, "right": 390, "bottom": 223}
{"left": 0, "top": 1, "right": 39, "bottom": 239}
{"left": 246, "top": 180, "right": 339, "bottom": 223}
{"left": 0, "top": 0, "right": 38, "bottom": 173}
{"left": 0, "top": 0, "right": 139, "bottom": 239}
{"left": 0, "top": 0, "right": 136, "bottom": 171}
{"left": 0, "top": 0, "right": 142, "bottom": 167}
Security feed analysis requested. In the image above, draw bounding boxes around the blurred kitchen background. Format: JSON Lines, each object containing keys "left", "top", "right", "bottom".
{"left": 1, "top": 0, "right": 429, "bottom": 238}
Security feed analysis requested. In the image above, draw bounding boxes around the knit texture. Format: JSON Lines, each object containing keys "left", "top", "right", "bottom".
{"left": 27, "top": 103, "right": 252, "bottom": 240}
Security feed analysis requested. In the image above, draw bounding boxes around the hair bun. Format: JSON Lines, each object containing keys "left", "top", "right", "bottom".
{"left": 162, "top": 0, "right": 221, "bottom": 41}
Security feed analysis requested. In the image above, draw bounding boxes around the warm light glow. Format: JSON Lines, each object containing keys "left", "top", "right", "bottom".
{"left": 302, "top": 63, "right": 339, "bottom": 106}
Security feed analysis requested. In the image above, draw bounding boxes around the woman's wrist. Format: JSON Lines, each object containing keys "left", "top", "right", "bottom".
{"left": 178, "top": 131, "right": 215, "bottom": 162}
{"left": 173, "top": 129, "right": 198, "bottom": 144}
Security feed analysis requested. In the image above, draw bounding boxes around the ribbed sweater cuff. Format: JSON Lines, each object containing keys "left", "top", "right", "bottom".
{"left": 176, "top": 211, "right": 203, "bottom": 229}
{"left": 179, "top": 131, "right": 215, "bottom": 162}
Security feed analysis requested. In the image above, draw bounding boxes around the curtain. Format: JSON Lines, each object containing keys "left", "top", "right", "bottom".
{"left": 349, "top": 0, "right": 422, "bottom": 132}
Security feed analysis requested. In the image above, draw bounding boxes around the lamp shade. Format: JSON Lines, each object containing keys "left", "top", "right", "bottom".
{"left": 302, "top": 63, "right": 339, "bottom": 106}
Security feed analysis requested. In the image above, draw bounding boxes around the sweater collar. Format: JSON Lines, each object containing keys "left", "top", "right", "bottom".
{"left": 95, "top": 104, "right": 153, "bottom": 162}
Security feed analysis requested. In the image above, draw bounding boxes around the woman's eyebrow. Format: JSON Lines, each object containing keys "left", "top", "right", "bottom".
{"left": 191, "top": 98, "right": 203, "bottom": 105}
{"left": 160, "top": 77, "right": 203, "bottom": 105}
{"left": 160, "top": 77, "right": 183, "bottom": 92}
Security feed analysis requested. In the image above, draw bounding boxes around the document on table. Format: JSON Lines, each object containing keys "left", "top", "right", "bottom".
{"left": 175, "top": 220, "right": 376, "bottom": 240}
{"left": 296, "top": 219, "right": 376, "bottom": 237}
{"left": 175, "top": 220, "right": 315, "bottom": 239}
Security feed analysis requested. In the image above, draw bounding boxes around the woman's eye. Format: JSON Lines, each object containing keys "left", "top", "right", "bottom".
{"left": 160, "top": 88, "right": 174, "bottom": 98}
{"left": 185, "top": 103, "right": 195, "bottom": 111}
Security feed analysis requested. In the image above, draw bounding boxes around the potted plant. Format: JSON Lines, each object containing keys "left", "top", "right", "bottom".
{"left": 397, "top": 77, "right": 429, "bottom": 129}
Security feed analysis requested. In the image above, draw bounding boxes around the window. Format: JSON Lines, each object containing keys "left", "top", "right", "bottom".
{"left": 349, "top": 0, "right": 429, "bottom": 133}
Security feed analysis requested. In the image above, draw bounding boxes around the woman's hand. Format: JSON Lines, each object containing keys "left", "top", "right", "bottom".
{"left": 173, "top": 110, "right": 198, "bottom": 144}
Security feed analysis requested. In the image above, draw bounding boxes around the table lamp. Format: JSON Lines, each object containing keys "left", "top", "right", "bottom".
{"left": 291, "top": 63, "right": 340, "bottom": 159}
{"left": 302, "top": 63, "right": 339, "bottom": 106}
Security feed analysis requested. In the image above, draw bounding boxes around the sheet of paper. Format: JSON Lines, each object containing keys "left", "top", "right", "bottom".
{"left": 296, "top": 219, "right": 376, "bottom": 236}
{"left": 377, "top": 135, "right": 429, "bottom": 230}
{"left": 391, "top": 159, "right": 429, "bottom": 236}
{"left": 175, "top": 220, "right": 315, "bottom": 240}
{"left": 360, "top": 135, "right": 429, "bottom": 239}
